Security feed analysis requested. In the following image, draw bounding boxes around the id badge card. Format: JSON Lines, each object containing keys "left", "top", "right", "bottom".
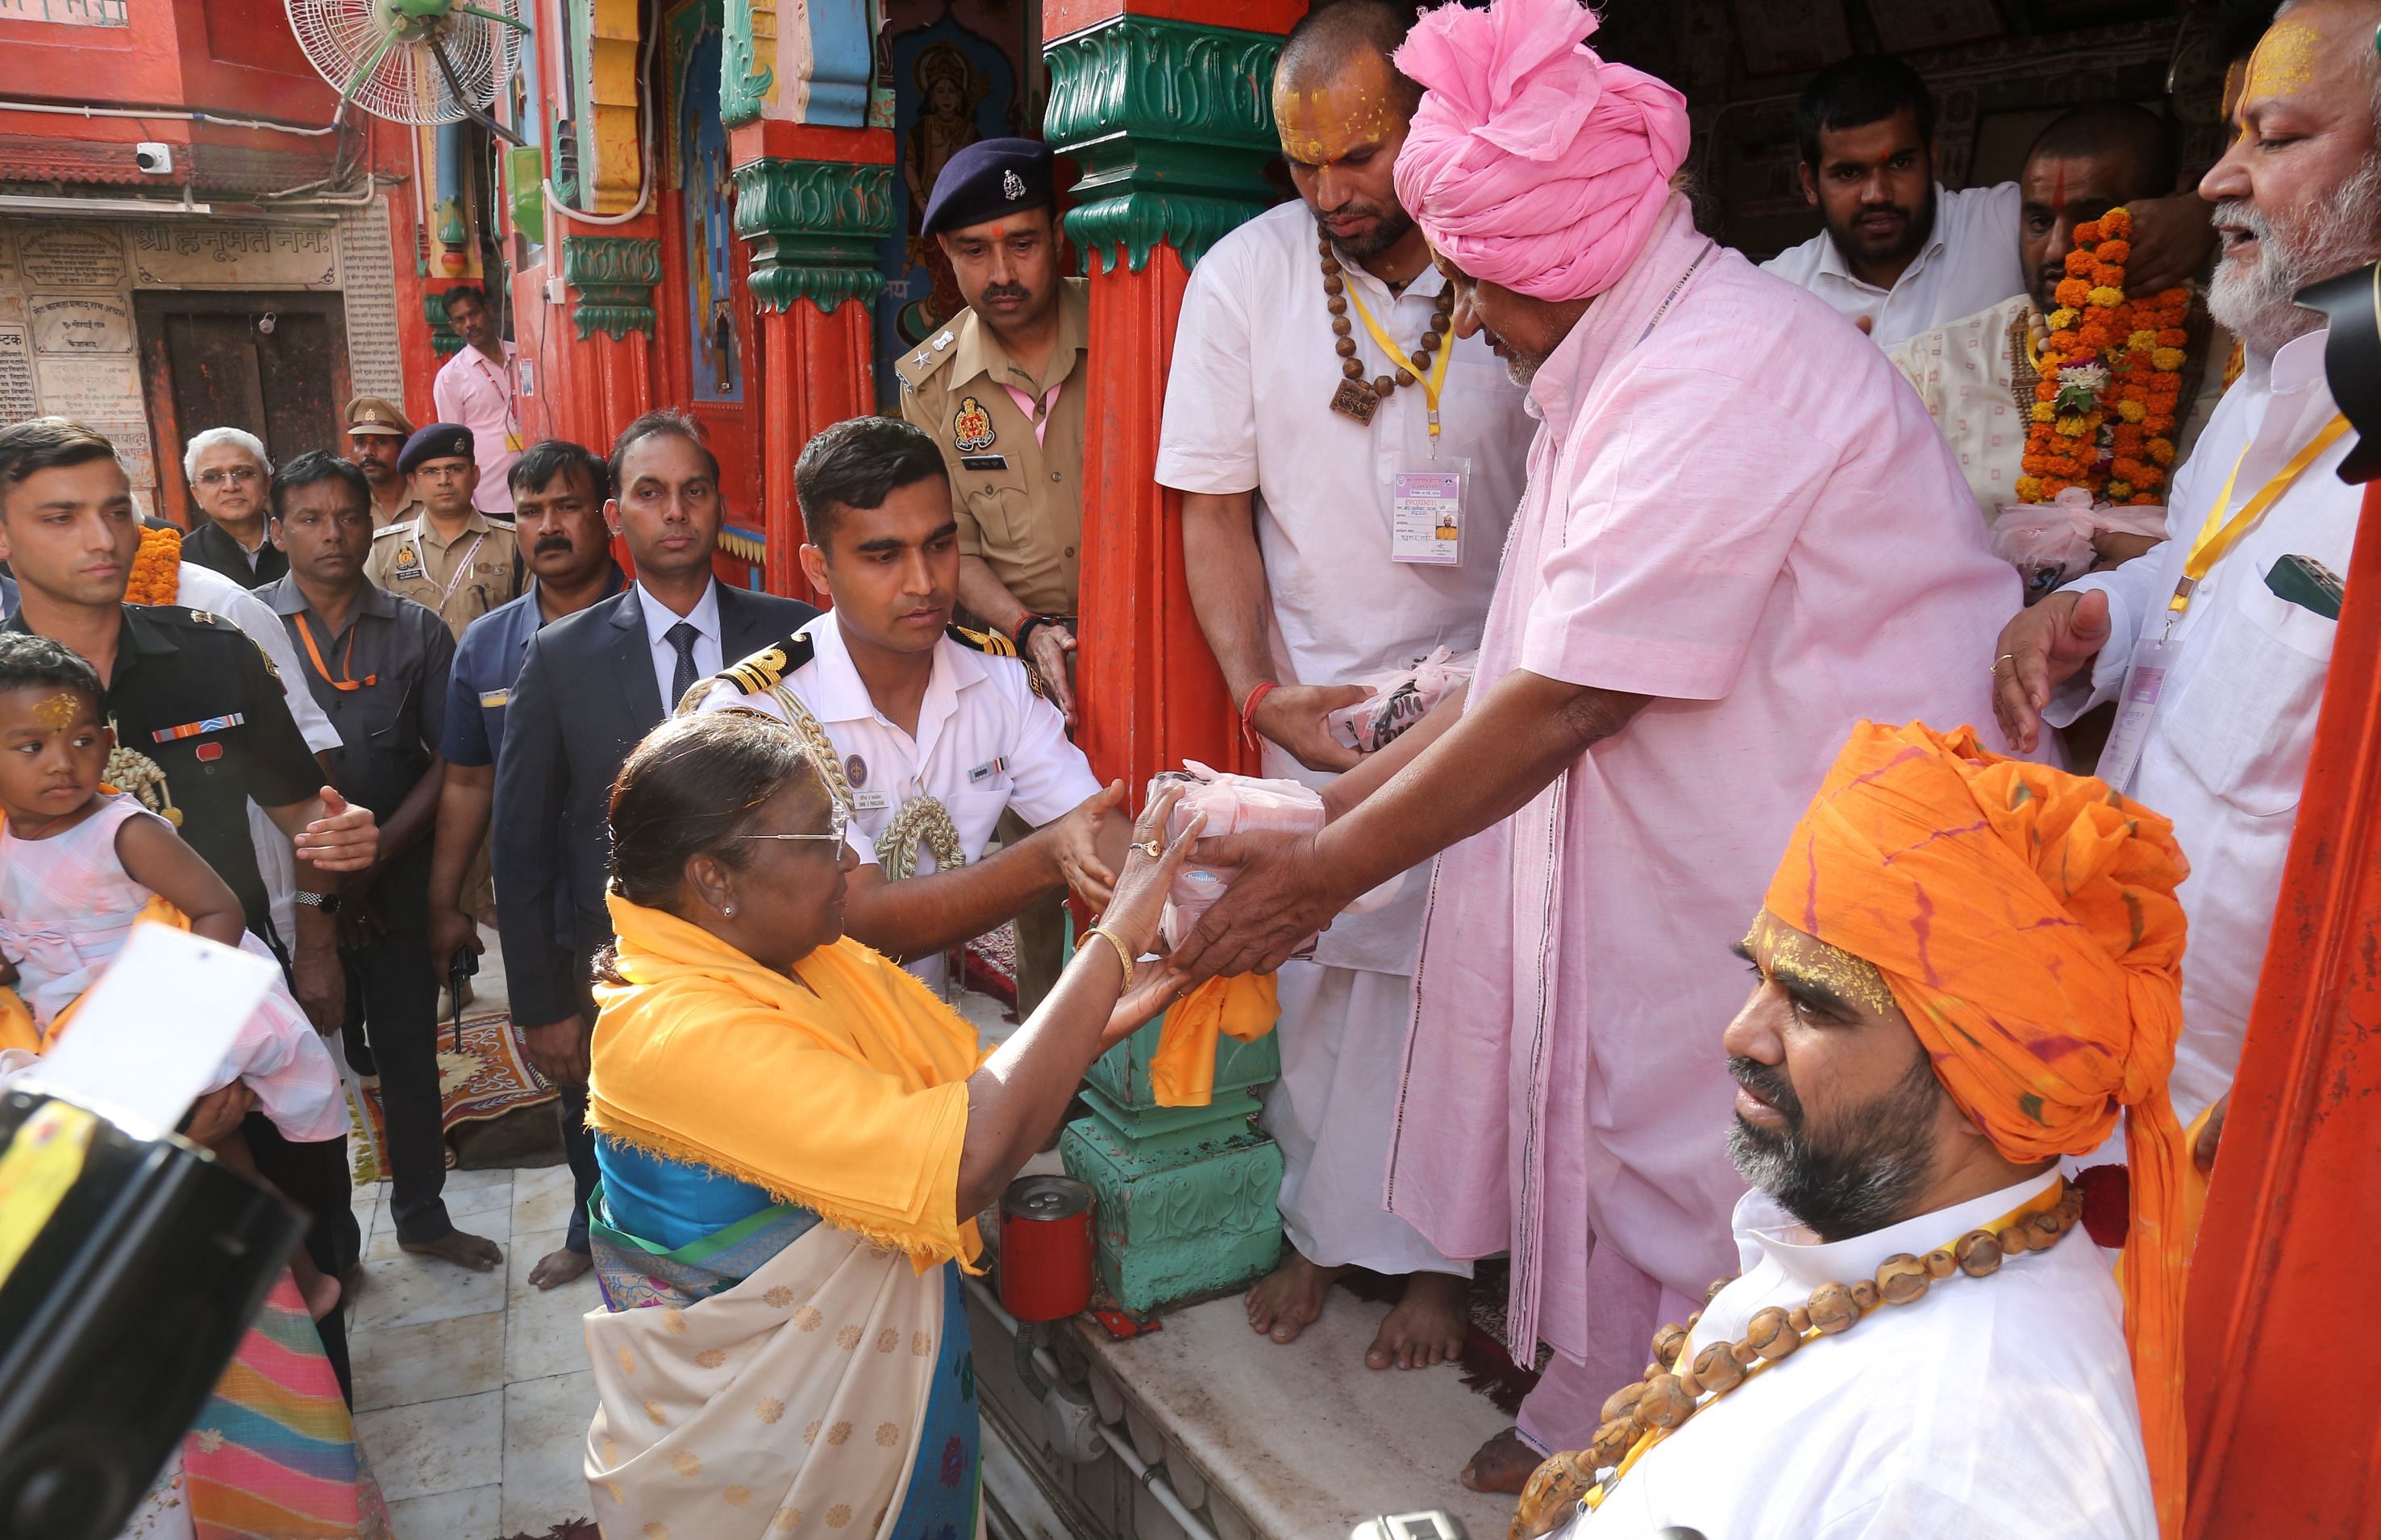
{"left": 2094, "top": 631, "right": 2177, "bottom": 793}
{"left": 1392, "top": 456, "right": 1469, "bottom": 566}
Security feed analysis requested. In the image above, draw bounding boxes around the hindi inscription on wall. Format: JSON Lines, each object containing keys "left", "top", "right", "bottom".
{"left": 19, "top": 227, "right": 128, "bottom": 289}
{"left": 28, "top": 294, "right": 133, "bottom": 354}
{"left": 129, "top": 223, "right": 339, "bottom": 289}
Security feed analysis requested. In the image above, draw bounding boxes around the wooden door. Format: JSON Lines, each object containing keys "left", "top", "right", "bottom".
{"left": 135, "top": 290, "right": 352, "bottom": 527}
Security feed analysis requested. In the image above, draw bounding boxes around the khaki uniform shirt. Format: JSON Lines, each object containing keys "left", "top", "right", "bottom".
{"left": 370, "top": 489, "right": 425, "bottom": 532}
{"left": 896, "top": 276, "right": 1088, "bottom": 617}
{"left": 364, "top": 508, "right": 522, "bottom": 641}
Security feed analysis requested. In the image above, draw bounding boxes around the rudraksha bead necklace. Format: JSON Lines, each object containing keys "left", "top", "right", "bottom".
{"left": 1321, "top": 225, "right": 1453, "bottom": 428}
{"left": 1510, "top": 1179, "right": 2083, "bottom": 1540}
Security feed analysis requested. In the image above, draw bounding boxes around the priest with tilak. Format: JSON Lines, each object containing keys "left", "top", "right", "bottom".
{"left": 1168, "top": 0, "right": 2023, "bottom": 1489}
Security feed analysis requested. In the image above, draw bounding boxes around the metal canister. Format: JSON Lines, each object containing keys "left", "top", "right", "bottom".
{"left": 997, "top": 1174, "right": 1095, "bottom": 1322}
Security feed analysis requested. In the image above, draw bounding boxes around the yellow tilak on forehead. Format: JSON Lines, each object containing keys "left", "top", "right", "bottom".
{"left": 32, "top": 693, "right": 79, "bottom": 733}
{"left": 1273, "top": 82, "right": 1392, "bottom": 165}
{"left": 2246, "top": 18, "right": 2321, "bottom": 101}
{"left": 1752, "top": 913, "right": 1898, "bottom": 1017}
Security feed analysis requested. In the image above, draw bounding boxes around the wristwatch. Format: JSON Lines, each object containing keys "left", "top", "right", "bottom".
{"left": 293, "top": 890, "right": 343, "bottom": 915}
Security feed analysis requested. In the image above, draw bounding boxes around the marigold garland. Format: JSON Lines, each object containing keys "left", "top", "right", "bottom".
{"left": 2017, "top": 207, "right": 2188, "bottom": 507}
{"left": 124, "top": 524, "right": 181, "bottom": 606}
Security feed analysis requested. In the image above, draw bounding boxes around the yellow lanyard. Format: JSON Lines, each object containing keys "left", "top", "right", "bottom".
{"left": 2171, "top": 412, "right": 2351, "bottom": 619}
{"left": 1343, "top": 280, "right": 1455, "bottom": 439}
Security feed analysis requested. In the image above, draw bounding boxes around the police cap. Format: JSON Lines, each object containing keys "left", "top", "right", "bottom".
{"left": 344, "top": 395, "right": 413, "bottom": 438}
{"left": 398, "top": 422, "right": 476, "bottom": 476}
{"left": 920, "top": 138, "right": 1055, "bottom": 239}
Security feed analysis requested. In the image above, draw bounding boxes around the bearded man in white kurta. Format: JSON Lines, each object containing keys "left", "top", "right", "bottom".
{"left": 1157, "top": 0, "right": 1534, "bottom": 1370}
{"left": 1515, "top": 722, "right": 2183, "bottom": 1540}
{"left": 1170, "top": 0, "right": 2021, "bottom": 1492}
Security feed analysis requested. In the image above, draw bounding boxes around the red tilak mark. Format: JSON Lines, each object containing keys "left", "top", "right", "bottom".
{"left": 2051, "top": 165, "right": 2068, "bottom": 217}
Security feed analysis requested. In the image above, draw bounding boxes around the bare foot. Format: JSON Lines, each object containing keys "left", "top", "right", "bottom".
{"left": 1367, "top": 1270, "right": 1467, "bottom": 1370}
{"left": 1244, "top": 1250, "right": 1345, "bottom": 1344}
{"left": 1462, "top": 1427, "right": 1541, "bottom": 1495}
{"left": 399, "top": 1228, "right": 503, "bottom": 1272}
{"left": 528, "top": 1244, "right": 593, "bottom": 1290}
{"left": 297, "top": 1265, "right": 343, "bottom": 1321}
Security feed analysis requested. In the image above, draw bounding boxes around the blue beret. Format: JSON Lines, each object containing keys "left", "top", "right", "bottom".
{"left": 920, "top": 138, "right": 1055, "bottom": 239}
{"left": 398, "top": 422, "right": 476, "bottom": 475}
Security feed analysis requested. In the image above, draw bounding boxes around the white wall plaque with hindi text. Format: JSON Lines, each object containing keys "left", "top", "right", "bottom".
{"left": 0, "top": 326, "right": 34, "bottom": 421}
{"left": 28, "top": 293, "right": 132, "bottom": 354}
{"left": 130, "top": 222, "right": 340, "bottom": 289}
{"left": 18, "top": 226, "right": 127, "bottom": 289}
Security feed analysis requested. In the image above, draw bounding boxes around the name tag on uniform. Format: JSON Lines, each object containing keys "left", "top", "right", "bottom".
{"left": 853, "top": 790, "right": 891, "bottom": 812}
{"left": 478, "top": 689, "right": 510, "bottom": 708}
{"left": 968, "top": 757, "right": 1008, "bottom": 784}
{"left": 961, "top": 455, "right": 1009, "bottom": 472}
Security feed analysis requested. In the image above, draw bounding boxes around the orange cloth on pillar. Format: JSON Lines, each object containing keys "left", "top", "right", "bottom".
{"left": 1148, "top": 974, "right": 1279, "bottom": 1106}
{"left": 1765, "top": 720, "right": 2191, "bottom": 1538}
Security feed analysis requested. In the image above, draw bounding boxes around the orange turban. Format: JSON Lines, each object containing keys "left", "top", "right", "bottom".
{"left": 1765, "top": 721, "right": 2189, "bottom": 1538}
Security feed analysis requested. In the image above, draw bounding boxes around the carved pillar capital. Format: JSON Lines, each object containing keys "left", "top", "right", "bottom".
{"left": 730, "top": 156, "right": 897, "bottom": 314}
{"left": 560, "top": 235, "right": 664, "bottom": 340}
{"left": 1043, "top": 14, "right": 1284, "bottom": 273}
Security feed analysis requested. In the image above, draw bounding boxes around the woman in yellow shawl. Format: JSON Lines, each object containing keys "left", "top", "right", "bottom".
{"left": 580, "top": 713, "right": 1195, "bottom": 1540}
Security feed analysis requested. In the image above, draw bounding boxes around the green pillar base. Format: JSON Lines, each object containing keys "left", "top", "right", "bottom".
{"left": 1059, "top": 1000, "right": 1284, "bottom": 1314}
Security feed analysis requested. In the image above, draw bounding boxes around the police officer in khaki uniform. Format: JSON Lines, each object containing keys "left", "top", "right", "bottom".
{"left": 345, "top": 394, "right": 422, "bottom": 530}
{"left": 897, "top": 137, "right": 1087, "bottom": 725}
{"left": 366, "top": 422, "right": 522, "bottom": 642}
{"left": 897, "top": 139, "right": 1090, "bottom": 1017}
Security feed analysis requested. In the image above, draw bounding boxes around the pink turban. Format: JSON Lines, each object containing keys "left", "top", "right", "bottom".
{"left": 1392, "top": 0, "right": 1691, "bottom": 302}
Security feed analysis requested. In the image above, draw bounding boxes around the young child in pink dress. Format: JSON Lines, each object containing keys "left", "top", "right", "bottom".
{"left": 0, "top": 633, "right": 347, "bottom": 1313}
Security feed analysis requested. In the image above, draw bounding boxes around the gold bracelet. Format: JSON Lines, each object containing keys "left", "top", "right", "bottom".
{"left": 1081, "top": 926, "right": 1135, "bottom": 990}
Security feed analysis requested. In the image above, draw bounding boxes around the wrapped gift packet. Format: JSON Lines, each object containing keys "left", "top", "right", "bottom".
{"left": 1326, "top": 647, "right": 1477, "bottom": 753}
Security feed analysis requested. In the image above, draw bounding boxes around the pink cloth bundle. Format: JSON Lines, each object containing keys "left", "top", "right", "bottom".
{"left": 1326, "top": 647, "right": 1476, "bottom": 754}
{"left": 1155, "top": 761, "right": 1326, "bottom": 948}
{"left": 1392, "top": 0, "right": 1689, "bottom": 302}
{"left": 1992, "top": 487, "right": 2169, "bottom": 604}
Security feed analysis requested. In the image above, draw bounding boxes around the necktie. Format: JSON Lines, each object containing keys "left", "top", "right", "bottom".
{"left": 665, "top": 620, "right": 701, "bottom": 708}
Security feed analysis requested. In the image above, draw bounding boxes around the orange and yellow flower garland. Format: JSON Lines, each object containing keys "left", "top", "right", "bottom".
{"left": 124, "top": 523, "right": 181, "bottom": 606}
{"left": 2018, "top": 207, "right": 2189, "bottom": 506}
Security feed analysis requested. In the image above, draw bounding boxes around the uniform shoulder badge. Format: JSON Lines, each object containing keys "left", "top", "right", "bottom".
{"left": 946, "top": 622, "right": 1017, "bottom": 658}
{"left": 896, "top": 333, "right": 959, "bottom": 389}
{"left": 952, "top": 396, "right": 997, "bottom": 454}
{"left": 719, "top": 632, "right": 818, "bottom": 696}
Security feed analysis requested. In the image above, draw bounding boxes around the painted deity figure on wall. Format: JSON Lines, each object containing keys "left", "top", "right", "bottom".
{"left": 900, "top": 42, "right": 987, "bottom": 339}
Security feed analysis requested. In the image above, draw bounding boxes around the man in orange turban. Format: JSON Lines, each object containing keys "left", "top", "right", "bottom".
{"left": 1516, "top": 720, "right": 2185, "bottom": 1539}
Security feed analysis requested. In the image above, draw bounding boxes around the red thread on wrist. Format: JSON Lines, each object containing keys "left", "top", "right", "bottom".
{"left": 1239, "top": 679, "right": 1280, "bottom": 755}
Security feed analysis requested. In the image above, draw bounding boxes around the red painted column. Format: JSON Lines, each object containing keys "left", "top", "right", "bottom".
{"left": 2183, "top": 481, "right": 2381, "bottom": 1534}
{"left": 731, "top": 121, "right": 897, "bottom": 603}
{"left": 1045, "top": 0, "right": 1302, "bottom": 792}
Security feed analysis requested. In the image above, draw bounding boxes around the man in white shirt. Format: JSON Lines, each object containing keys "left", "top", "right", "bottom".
{"left": 1156, "top": 0, "right": 1535, "bottom": 1372}
{"left": 685, "top": 416, "right": 1128, "bottom": 995}
{"left": 1517, "top": 721, "right": 2180, "bottom": 1540}
{"left": 1994, "top": 0, "right": 2381, "bottom": 1138}
{"left": 431, "top": 285, "right": 522, "bottom": 515}
{"left": 1763, "top": 56, "right": 2212, "bottom": 350}
{"left": 1888, "top": 104, "right": 2234, "bottom": 527}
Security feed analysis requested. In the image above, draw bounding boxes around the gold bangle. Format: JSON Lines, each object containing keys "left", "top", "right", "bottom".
{"left": 1081, "top": 925, "right": 1135, "bottom": 991}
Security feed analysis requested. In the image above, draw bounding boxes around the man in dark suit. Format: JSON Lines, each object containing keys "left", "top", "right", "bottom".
{"left": 493, "top": 409, "right": 817, "bottom": 1284}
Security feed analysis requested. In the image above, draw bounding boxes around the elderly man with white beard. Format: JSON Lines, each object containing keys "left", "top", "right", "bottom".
{"left": 1995, "top": 0, "right": 2381, "bottom": 1158}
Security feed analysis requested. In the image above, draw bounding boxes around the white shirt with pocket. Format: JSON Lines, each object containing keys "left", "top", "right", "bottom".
{"left": 693, "top": 611, "right": 1102, "bottom": 995}
{"left": 1761, "top": 181, "right": 2025, "bottom": 351}
{"left": 2048, "top": 325, "right": 2358, "bottom": 1124}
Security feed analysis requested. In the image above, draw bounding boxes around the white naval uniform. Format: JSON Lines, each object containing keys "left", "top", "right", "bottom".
{"left": 692, "top": 611, "right": 1103, "bottom": 995}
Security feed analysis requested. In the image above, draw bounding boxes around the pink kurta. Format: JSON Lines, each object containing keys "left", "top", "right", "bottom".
{"left": 1384, "top": 197, "right": 2023, "bottom": 1402}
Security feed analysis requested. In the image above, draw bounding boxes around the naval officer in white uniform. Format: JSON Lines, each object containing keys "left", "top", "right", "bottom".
{"left": 685, "top": 416, "right": 1130, "bottom": 993}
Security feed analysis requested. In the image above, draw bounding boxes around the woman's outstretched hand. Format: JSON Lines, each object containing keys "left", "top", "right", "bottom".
{"left": 1093, "top": 784, "right": 1203, "bottom": 966}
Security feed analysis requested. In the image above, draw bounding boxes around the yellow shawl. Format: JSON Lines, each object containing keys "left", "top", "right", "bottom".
{"left": 588, "top": 896, "right": 987, "bottom": 1269}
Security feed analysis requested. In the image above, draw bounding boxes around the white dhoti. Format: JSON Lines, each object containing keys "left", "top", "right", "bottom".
{"left": 1264, "top": 960, "right": 1470, "bottom": 1278}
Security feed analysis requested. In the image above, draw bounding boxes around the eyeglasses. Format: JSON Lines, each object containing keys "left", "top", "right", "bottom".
{"left": 195, "top": 466, "right": 261, "bottom": 487}
{"left": 740, "top": 801, "right": 851, "bottom": 847}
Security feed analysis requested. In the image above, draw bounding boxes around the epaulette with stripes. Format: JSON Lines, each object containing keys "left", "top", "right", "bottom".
{"left": 718, "top": 632, "right": 818, "bottom": 696}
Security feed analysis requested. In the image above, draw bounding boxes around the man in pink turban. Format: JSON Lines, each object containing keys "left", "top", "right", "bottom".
{"left": 1172, "top": 0, "right": 2027, "bottom": 1492}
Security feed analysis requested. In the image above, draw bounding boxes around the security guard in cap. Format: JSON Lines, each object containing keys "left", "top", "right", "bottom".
{"left": 900, "top": 139, "right": 1091, "bottom": 1013}
{"left": 683, "top": 418, "right": 1127, "bottom": 1011}
{"left": 344, "top": 394, "right": 422, "bottom": 530}
{"left": 366, "top": 422, "right": 521, "bottom": 642}
{"left": 898, "top": 136, "right": 1088, "bottom": 726}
